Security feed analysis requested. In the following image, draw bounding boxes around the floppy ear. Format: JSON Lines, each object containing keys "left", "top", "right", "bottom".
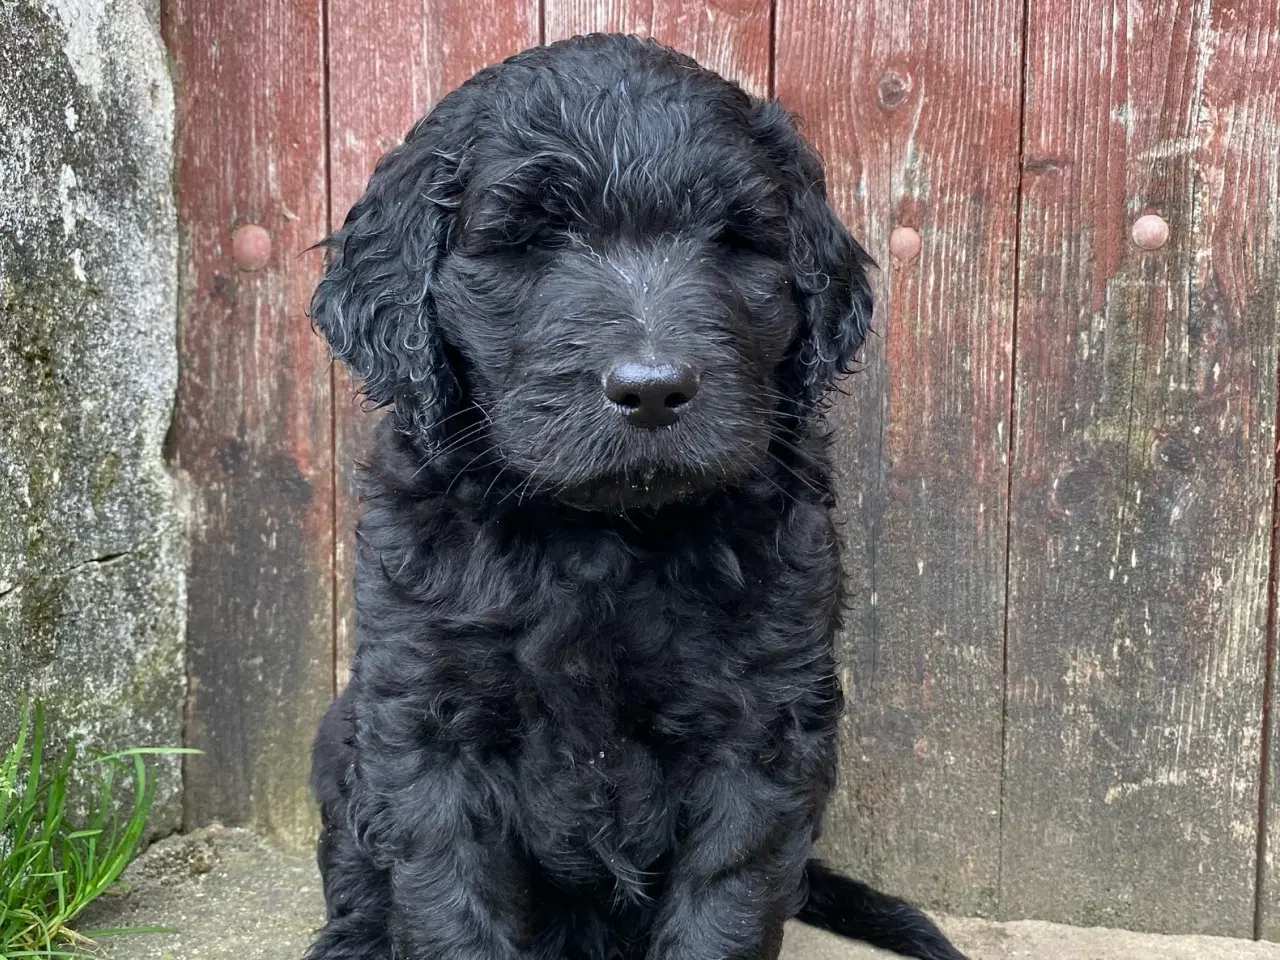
{"left": 309, "top": 99, "right": 473, "bottom": 445}
{"left": 751, "top": 101, "right": 874, "bottom": 412}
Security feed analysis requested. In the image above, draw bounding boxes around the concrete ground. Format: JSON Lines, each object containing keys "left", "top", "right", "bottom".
{"left": 82, "top": 826, "right": 1280, "bottom": 960}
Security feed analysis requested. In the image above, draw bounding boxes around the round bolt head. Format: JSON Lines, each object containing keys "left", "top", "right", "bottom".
{"left": 889, "top": 226, "right": 922, "bottom": 261}
{"left": 1131, "top": 214, "right": 1169, "bottom": 250}
{"left": 232, "top": 223, "right": 271, "bottom": 271}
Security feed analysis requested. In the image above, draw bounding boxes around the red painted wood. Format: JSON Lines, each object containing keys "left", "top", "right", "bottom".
{"left": 164, "top": 0, "right": 333, "bottom": 845}
{"left": 545, "top": 0, "right": 770, "bottom": 97}
{"left": 1213, "top": 4, "right": 1280, "bottom": 937}
{"left": 1197, "top": 0, "right": 1280, "bottom": 940}
{"left": 327, "top": 0, "right": 540, "bottom": 682}
{"left": 1003, "top": 0, "right": 1280, "bottom": 935}
{"left": 166, "top": 0, "right": 1280, "bottom": 926}
{"left": 774, "top": 0, "right": 1022, "bottom": 916}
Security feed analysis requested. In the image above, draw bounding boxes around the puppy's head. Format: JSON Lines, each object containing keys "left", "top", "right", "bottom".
{"left": 312, "top": 34, "right": 872, "bottom": 511}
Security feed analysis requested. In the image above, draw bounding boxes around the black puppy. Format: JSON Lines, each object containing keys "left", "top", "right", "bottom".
{"left": 306, "top": 33, "right": 966, "bottom": 960}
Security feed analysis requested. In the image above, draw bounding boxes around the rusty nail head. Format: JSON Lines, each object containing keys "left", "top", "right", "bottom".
{"left": 232, "top": 223, "right": 271, "bottom": 271}
{"left": 1131, "top": 214, "right": 1169, "bottom": 250}
{"left": 889, "top": 226, "right": 922, "bottom": 262}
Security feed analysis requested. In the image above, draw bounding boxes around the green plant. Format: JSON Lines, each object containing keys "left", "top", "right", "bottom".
{"left": 0, "top": 701, "right": 198, "bottom": 958}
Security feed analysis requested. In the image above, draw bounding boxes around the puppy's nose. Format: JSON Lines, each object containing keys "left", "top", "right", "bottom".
{"left": 603, "top": 360, "right": 700, "bottom": 428}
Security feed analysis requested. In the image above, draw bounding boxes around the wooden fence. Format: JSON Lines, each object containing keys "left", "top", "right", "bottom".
{"left": 161, "top": 0, "right": 1280, "bottom": 938}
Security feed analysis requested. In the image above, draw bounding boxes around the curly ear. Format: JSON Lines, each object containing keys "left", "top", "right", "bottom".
{"left": 310, "top": 98, "right": 473, "bottom": 444}
{"left": 751, "top": 101, "right": 874, "bottom": 411}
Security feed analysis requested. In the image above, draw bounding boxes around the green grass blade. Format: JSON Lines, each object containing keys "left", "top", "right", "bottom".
{"left": 0, "top": 698, "right": 30, "bottom": 827}
{"left": 39, "top": 739, "right": 75, "bottom": 844}
{"left": 0, "top": 701, "right": 184, "bottom": 959}
{"left": 22, "top": 702, "right": 45, "bottom": 815}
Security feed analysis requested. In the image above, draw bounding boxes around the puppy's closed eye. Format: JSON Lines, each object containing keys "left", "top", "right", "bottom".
{"left": 713, "top": 220, "right": 786, "bottom": 258}
{"left": 711, "top": 193, "right": 789, "bottom": 257}
{"left": 460, "top": 214, "right": 568, "bottom": 257}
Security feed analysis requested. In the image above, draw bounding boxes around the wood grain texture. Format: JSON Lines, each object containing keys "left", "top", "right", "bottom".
{"left": 327, "top": 0, "right": 540, "bottom": 682}
{"left": 775, "top": 0, "right": 1021, "bottom": 916}
{"left": 164, "top": 0, "right": 332, "bottom": 845}
{"left": 1267, "top": 505, "right": 1280, "bottom": 940}
{"left": 544, "top": 0, "right": 770, "bottom": 97}
{"left": 1212, "top": 0, "right": 1280, "bottom": 942}
{"left": 1003, "top": 0, "right": 1280, "bottom": 935}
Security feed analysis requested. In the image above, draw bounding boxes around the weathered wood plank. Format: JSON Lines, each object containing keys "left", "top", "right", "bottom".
{"left": 544, "top": 0, "right": 769, "bottom": 97}
{"left": 775, "top": 0, "right": 1021, "bottom": 916}
{"left": 328, "top": 0, "right": 540, "bottom": 681}
{"left": 1211, "top": 0, "right": 1280, "bottom": 943}
{"left": 164, "top": 0, "right": 333, "bottom": 846}
{"left": 1003, "top": 0, "right": 1279, "bottom": 935}
{"left": 1267, "top": 544, "right": 1280, "bottom": 939}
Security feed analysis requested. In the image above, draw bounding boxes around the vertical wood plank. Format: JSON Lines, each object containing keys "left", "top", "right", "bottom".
{"left": 1215, "top": 1, "right": 1280, "bottom": 942}
{"left": 1267, "top": 507, "right": 1280, "bottom": 939}
{"left": 328, "top": 0, "right": 540, "bottom": 681}
{"left": 774, "top": 1, "right": 1021, "bottom": 916}
{"left": 1004, "top": 0, "right": 1280, "bottom": 935}
{"left": 544, "top": 0, "right": 769, "bottom": 97}
{"left": 164, "top": 0, "right": 333, "bottom": 844}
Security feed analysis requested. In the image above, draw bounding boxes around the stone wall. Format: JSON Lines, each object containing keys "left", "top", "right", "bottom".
{"left": 0, "top": 0, "right": 183, "bottom": 829}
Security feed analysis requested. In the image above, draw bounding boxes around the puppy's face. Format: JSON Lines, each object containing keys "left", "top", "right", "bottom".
{"left": 435, "top": 107, "right": 801, "bottom": 509}
{"left": 313, "top": 36, "right": 872, "bottom": 511}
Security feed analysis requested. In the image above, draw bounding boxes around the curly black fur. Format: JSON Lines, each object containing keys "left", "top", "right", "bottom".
{"left": 306, "top": 34, "right": 966, "bottom": 960}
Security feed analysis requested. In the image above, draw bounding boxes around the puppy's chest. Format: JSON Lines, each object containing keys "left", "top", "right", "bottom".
{"left": 510, "top": 557, "right": 833, "bottom": 746}
{"left": 535, "top": 591, "right": 751, "bottom": 730}
{"left": 512, "top": 600, "right": 752, "bottom": 890}
{"left": 518, "top": 723, "right": 674, "bottom": 896}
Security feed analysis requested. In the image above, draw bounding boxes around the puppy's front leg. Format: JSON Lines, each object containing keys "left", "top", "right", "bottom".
{"left": 389, "top": 839, "right": 535, "bottom": 960}
{"left": 307, "top": 694, "right": 392, "bottom": 960}
{"left": 306, "top": 820, "right": 392, "bottom": 960}
{"left": 376, "top": 761, "right": 539, "bottom": 960}
{"left": 648, "top": 764, "right": 813, "bottom": 960}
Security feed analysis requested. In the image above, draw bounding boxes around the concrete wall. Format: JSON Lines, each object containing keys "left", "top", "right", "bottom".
{"left": 0, "top": 0, "right": 182, "bottom": 829}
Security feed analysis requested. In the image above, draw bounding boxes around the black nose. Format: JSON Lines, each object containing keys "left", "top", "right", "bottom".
{"left": 603, "top": 360, "right": 700, "bottom": 428}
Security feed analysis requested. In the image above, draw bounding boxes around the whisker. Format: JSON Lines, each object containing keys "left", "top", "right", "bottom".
{"left": 496, "top": 465, "right": 540, "bottom": 509}
{"left": 766, "top": 451, "right": 826, "bottom": 499}
{"left": 761, "top": 430, "right": 820, "bottom": 464}
{"left": 409, "top": 423, "right": 493, "bottom": 480}
{"left": 482, "top": 462, "right": 511, "bottom": 501}
{"left": 430, "top": 402, "right": 493, "bottom": 431}
{"left": 444, "top": 447, "right": 501, "bottom": 497}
